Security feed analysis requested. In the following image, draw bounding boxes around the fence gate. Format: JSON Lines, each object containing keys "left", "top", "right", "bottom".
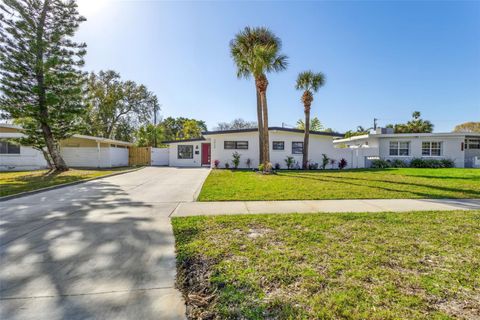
{"left": 129, "top": 147, "right": 151, "bottom": 166}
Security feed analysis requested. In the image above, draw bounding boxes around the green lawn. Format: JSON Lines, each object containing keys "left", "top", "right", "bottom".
{"left": 0, "top": 167, "right": 133, "bottom": 197}
{"left": 198, "top": 168, "right": 480, "bottom": 201}
{"left": 173, "top": 210, "right": 480, "bottom": 319}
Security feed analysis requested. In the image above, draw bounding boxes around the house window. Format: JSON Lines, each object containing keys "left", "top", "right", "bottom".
{"left": 0, "top": 140, "right": 20, "bottom": 154}
{"left": 224, "top": 141, "right": 248, "bottom": 150}
{"left": 272, "top": 141, "right": 284, "bottom": 150}
{"left": 422, "top": 141, "right": 442, "bottom": 156}
{"left": 389, "top": 141, "right": 410, "bottom": 156}
{"left": 467, "top": 139, "right": 480, "bottom": 149}
{"left": 178, "top": 145, "right": 193, "bottom": 159}
{"left": 292, "top": 142, "right": 303, "bottom": 154}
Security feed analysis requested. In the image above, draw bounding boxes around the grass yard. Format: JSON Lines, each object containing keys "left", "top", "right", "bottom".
{"left": 198, "top": 168, "right": 480, "bottom": 201}
{"left": 173, "top": 210, "right": 480, "bottom": 319}
{"left": 0, "top": 167, "right": 133, "bottom": 197}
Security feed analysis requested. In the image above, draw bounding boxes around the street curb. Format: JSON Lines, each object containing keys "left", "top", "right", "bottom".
{"left": 0, "top": 167, "right": 145, "bottom": 202}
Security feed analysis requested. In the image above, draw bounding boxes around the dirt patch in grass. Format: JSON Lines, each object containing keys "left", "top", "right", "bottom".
{"left": 173, "top": 211, "right": 480, "bottom": 319}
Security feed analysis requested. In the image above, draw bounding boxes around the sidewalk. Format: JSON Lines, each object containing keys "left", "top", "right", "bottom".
{"left": 172, "top": 199, "right": 480, "bottom": 217}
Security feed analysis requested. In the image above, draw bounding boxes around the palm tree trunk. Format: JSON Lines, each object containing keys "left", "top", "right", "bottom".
{"left": 261, "top": 90, "right": 270, "bottom": 167}
{"left": 256, "top": 88, "right": 264, "bottom": 165}
{"left": 303, "top": 108, "right": 310, "bottom": 169}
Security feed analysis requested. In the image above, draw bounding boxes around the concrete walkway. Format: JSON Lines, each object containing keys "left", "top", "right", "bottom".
{"left": 172, "top": 198, "right": 480, "bottom": 217}
{"left": 0, "top": 167, "right": 210, "bottom": 320}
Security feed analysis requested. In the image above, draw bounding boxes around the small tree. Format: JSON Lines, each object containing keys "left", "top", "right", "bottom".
{"left": 285, "top": 156, "right": 294, "bottom": 169}
{"left": 338, "top": 158, "right": 347, "bottom": 170}
{"left": 232, "top": 152, "right": 241, "bottom": 169}
{"left": 321, "top": 154, "right": 330, "bottom": 170}
{"left": 1, "top": 0, "right": 87, "bottom": 171}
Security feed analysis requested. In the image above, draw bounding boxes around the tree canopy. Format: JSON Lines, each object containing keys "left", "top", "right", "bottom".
{"left": 215, "top": 118, "right": 257, "bottom": 131}
{"left": 386, "top": 111, "right": 434, "bottom": 133}
{"left": 453, "top": 122, "right": 480, "bottom": 133}
{"left": 296, "top": 117, "right": 332, "bottom": 132}
{"left": 161, "top": 117, "right": 207, "bottom": 141}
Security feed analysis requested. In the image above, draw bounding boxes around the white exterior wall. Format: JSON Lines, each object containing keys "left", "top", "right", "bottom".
{"left": 60, "top": 147, "right": 111, "bottom": 168}
{"left": 168, "top": 141, "right": 203, "bottom": 167}
{"left": 209, "top": 131, "right": 259, "bottom": 169}
{"left": 109, "top": 147, "right": 129, "bottom": 167}
{"left": 151, "top": 147, "right": 169, "bottom": 166}
{"left": 378, "top": 136, "right": 465, "bottom": 167}
{"left": 0, "top": 146, "right": 48, "bottom": 171}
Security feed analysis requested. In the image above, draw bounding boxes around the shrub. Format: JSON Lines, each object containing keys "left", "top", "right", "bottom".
{"left": 258, "top": 163, "right": 264, "bottom": 171}
{"left": 274, "top": 163, "right": 281, "bottom": 170}
{"left": 231, "top": 152, "right": 241, "bottom": 169}
{"left": 284, "top": 156, "right": 294, "bottom": 169}
{"left": 225, "top": 163, "right": 230, "bottom": 169}
{"left": 321, "top": 154, "right": 330, "bottom": 170}
{"left": 329, "top": 159, "right": 336, "bottom": 169}
{"left": 213, "top": 160, "right": 220, "bottom": 169}
{"left": 338, "top": 158, "right": 347, "bottom": 170}
{"left": 371, "top": 159, "right": 391, "bottom": 169}
{"left": 246, "top": 158, "right": 251, "bottom": 168}
{"left": 391, "top": 159, "right": 407, "bottom": 168}
{"left": 308, "top": 162, "right": 319, "bottom": 170}
{"left": 410, "top": 158, "right": 454, "bottom": 168}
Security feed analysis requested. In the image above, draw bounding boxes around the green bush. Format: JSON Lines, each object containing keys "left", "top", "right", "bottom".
{"left": 371, "top": 159, "right": 391, "bottom": 168}
{"left": 410, "top": 158, "right": 455, "bottom": 168}
{"left": 231, "top": 152, "right": 241, "bottom": 169}
{"left": 391, "top": 159, "right": 407, "bottom": 168}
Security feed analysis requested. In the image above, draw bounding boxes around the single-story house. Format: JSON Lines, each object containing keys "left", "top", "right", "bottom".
{"left": 0, "top": 124, "right": 132, "bottom": 171}
{"left": 333, "top": 128, "right": 480, "bottom": 168}
{"left": 164, "top": 127, "right": 351, "bottom": 169}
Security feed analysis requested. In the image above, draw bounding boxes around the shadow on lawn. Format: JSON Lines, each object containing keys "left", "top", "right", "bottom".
{"left": 284, "top": 172, "right": 480, "bottom": 198}
{"left": 0, "top": 180, "right": 173, "bottom": 319}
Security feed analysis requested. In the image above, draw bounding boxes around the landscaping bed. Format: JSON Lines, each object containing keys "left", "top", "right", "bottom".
{"left": 0, "top": 167, "right": 133, "bottom": 197}
{"left": 173, "top": 210, "right": 480, "bottom": 319}
{"left": 198, "top": 168, "right": 480, "bottom": 201}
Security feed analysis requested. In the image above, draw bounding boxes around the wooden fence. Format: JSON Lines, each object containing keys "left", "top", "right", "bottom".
{"left": 129, "top": 147, "right": 151, "bottom": 166}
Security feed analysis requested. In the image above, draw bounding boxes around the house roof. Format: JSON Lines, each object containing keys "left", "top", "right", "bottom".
{"left": 203, "top": 127, "right": 345, "bottom": 137}
{"left": 161, "top": 137, "right": 206, "bottom": 144}
{"left": 0, "top": 123, "right": 133, "bottom": 146}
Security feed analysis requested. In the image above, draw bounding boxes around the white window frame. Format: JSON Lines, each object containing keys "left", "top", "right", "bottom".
{"left": 177, "top": 145, "right": 193, "bottom": 159}
{"left": 422, "top": 141, "right": 442, "bottom": 157}
{"left": 389, "top": 141, "right": 410, "bottom": 157}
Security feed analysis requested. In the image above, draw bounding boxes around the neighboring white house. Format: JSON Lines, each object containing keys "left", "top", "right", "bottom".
{"left": 333, "top": 128, "right": 480, "bottom": 168}
{"left": 164, "top": 127, "right": 352, "bottom": 169}
{"left": 0, "top": 124, "right": 132, "bottom": 171}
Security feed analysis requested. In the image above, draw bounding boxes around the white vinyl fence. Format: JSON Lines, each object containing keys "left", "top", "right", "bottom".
{"left": 151, "top": 147, "right": 169, "bottom": 166}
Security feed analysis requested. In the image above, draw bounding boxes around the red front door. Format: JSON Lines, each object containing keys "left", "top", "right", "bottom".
{"left": 201, "top": 143, "right": 211, "bottom": 165}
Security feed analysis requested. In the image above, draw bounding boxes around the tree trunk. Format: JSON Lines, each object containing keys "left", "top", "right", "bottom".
{"left": 256, "top": 88, "right": 264, "bottom": 165}
{"left": 35, "top": 0, "right": 68, "bottom": 172}
{"left": 41, "top": 149, "right": 53, "bottom": 170}
{"left": 303, "top": 108, "right": 310, "bottom": 169}
{"left": 260, "top": 90, "right": 270, "bottom": 167}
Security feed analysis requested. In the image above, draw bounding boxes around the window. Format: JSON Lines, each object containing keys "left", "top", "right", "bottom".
{"left": 467, "top": 139, "right": 480, "bottom": 149}
{"left": 422, "top": 141, "right": 442, "bottom": 156}
{"left": 0, "top": 140, "right": 20, "bottom": 154}
{"left": 272, "top": 141, "right": 284, "bottom": 150}
{"left": 224, "top": 141, "right": 248, "bottom": 150}
{"left": 177, "top": 145, "right": 193, "bottom": 159}
{"left": 389, "top": 141, "right": 410, "bottom": 156}
{"left": 292, "top": 142, "right": 303, "bottom": 154}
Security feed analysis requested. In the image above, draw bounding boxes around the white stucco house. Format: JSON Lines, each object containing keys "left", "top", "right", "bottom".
{"left": 333, "top": 128, "right": 480, "bottom": 168}
{"left": 164, "top": 127, "right": 355, "bottom": 169}
{"left": 0, "top": 124, "right": 132, "bottom": 171}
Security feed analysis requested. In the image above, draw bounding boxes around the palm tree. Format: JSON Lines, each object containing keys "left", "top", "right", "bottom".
{"left": 295, "top": 71, "right": 326, "bottom": 169}
{"left": 230, "top": 27, "right": 287, "bottom": 169}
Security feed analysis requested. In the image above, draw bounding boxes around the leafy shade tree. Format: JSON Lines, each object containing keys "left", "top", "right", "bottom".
{"left": 215, "top": 118, "right": 257, "bottom": 131}
{"left": 160, "top": 117, "right": 207, "bottom": 141}
{"left": 296, "top": 117, "right": 326, "bottom": 132}
{"left": 0, "top": 0, "right": 87, "bottom": 171}
{"left": 387, "top": 111, "right": 434, "bottom": 133}
{"left": 230, "top": 27, "right": 288, "bottom": 169}
{"left": 453, "top": 122, "right": 480, "bottom": 133}
{"left": 295, "top": 71, "right": 326, "bottom": 169}
{"left": 83, "top": 70, "right": 157, "bottom": 141}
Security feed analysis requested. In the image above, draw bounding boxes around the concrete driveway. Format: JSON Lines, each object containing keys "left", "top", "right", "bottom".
{"left": 0, "top": 167, "right": 210, "bottom": 320}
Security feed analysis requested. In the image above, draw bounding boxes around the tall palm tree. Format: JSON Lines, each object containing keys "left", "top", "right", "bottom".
{"left": 230, "top": 27, "right": 287, "bottom": 169}
{"left": 295, "top": 71, "right": 326, "bottom": 169}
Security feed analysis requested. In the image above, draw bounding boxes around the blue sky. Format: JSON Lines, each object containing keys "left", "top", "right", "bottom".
{"left": 77, "top": 0, "right": 480, "bottom": 132}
